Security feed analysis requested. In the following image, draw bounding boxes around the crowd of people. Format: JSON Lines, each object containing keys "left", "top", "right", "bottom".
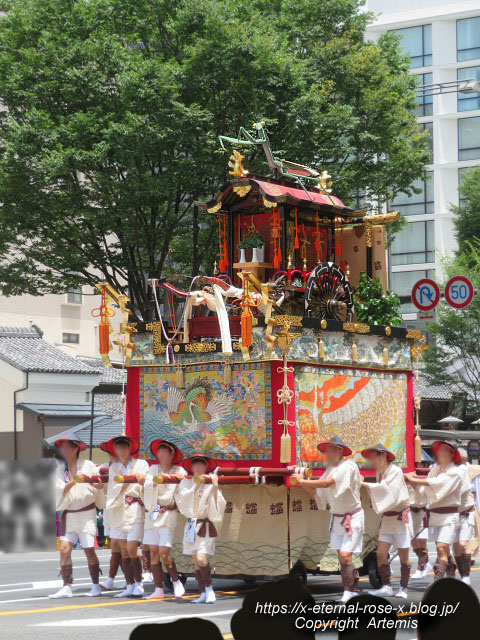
{"left": 51, "top": 433, "right": 477, "bottom": 604}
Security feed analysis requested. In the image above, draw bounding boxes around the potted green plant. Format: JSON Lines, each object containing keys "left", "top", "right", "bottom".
{"left": 237, "top": 237, "right": 251, "bottom": 264}
{"left": 250, "top": 232, "right": 265, "bottom": 263}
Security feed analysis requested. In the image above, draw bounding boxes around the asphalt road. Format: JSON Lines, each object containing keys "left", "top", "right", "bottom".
{"left": 0, "top": 543, "right": 478, "bottom": 640}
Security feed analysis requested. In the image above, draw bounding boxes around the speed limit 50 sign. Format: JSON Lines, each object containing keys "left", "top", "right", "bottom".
{"left": 444, "top": 275, "right": 474, "bottom": 309}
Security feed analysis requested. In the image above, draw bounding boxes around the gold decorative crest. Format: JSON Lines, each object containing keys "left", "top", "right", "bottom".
{"left": 343, "top": 322, "right": 370, "bottom": 334}
{"left": 274, "top": 315, "right": 303, "bottom": 328}
{"left": 207, "top": 201, "right": 222, "bottom": 214}
{"left": 233, "top": 184, "right": 251, "bottom": 198}
{"left": 406, "top": 329, "right": 421, "bottom": 340}
{"left": 262, "top": 196, "right": 276, "bottom": 208}
{"left": 184, "top": 342, "right": 217, "bottom": 353}
{"left": 228, "top": 150, "right": 248, "bottom": 178}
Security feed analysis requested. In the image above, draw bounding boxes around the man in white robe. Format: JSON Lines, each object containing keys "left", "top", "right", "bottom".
{"left": 291, "top": 436, "right": 363, "bottom": 603}
{"left": 361, "top": 444, "right": 412, "bottom": 599}
{"left": 51, "top": 436, "right": 105, "bottom": 599}
{"left": 141, "top": 439, "right": 186, "bottom": 599}
{"left": 453, "top": 448, "right": 476, "bottom": 584}
{"left": 406, "top": 440, "right": 462, "bottom": 581}
{"left": 176, "top": 454, "right": 226, "bottom": 604}
{"left": 106, "top": 435, "right": 149, "bottom": 597}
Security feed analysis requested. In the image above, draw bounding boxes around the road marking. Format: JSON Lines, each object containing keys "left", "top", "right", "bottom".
{"left": 30, "top": 609, "right": 238, "bottom": 627}
{"left": 0, "top": 590, "right": 247, "bottom": 616}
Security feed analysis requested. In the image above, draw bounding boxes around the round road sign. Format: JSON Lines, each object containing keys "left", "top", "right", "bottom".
{"left": 411, "top": 278, "right": 440, "bottom": 312}
{"left": 444, "top": 275, "right": 474, "bottom": 309}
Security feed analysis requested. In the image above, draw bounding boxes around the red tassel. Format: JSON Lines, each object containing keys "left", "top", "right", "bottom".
{"left": 294, "top": 208, "right": 299, "bottom": 249}
{"left": 223, "top": 240, "right": 229, "bottom": 267}
{"left": 273, "top": 254, "right": 279, "bottom": 269}
{"left": 219, "top": 258, "right": 225, "bottom": 273}
{"left": 99, "top": 321, "right": 110, "bottom": 355}
{"left": 278, "top": 246, "right": 282, "bottom": 263}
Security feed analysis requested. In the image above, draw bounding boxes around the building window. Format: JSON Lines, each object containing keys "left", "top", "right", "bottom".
{"left": 390, "top": 221, "right": 434, "bottom": 266}
{"left": 458, "top": 117, "right": 480, "bottom": 160}
{"left": 457, "top": 66, "right": 480, "bottom": 111}
{"left": 414, "top": 73, "right": 433, "bottom": 117}
{"left": 393, "top": 25, "right": 432, "bottom": 68}
{"left": 66, "top": 287, "right": 83, "bottom": 304}
{"left": 419, "top": 121, "right": 433, "bottom": 162}
{"left": 62, "top": 333, "right": 80, "bottom": 344}
{"left": 389, "top": 172, "right": 434, "bottom": 216}
{"left": 391, "top": 269, "right": 435, "bottom": 315}
{"left": 457, "top": 17, "right": 480, "bottom": 62}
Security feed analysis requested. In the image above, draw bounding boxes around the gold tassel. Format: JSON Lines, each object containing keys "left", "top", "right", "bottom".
{"left": 280, "top": 432, "right": 291, "bottom": 463}
{"left": 383, "top": 346, "right": 389, "bottom": 367}
{"left": 351, "top": 341, "right": 358, "bottom": 363}
{"left": 175, "top": 365, "right": 184, "bottom": 388}
{"left": 223, "top": 361, "right": 232, "bottom": 386}
{"left": 319, "top": 338, "right": 325, "bottom": 360}
{"left": 414, "top": 430, "right": 422, "bottom": 465}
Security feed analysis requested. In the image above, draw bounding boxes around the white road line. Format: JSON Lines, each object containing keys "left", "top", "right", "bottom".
{"left": 30, "top": 609, "right": 239, "bottom": 627}
{"left": 0, "top": 587, "right": 121, "bottom": 605}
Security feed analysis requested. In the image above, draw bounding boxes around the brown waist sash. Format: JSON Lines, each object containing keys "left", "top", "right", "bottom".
{"left": 125, "top": 495, "right": 144, "bottom": 508}
{"left": 332, "top": 507, "right": 362, "bottom": 536}
{"left": 383, "top": 506, "right": 410, "bottom": 524}
{"left": 196, "top": 518, "right": 218, "bottom": 538}
{"left": 423, "top": 506, "right": 459, "bottom": 528}
{"left": 59, "top": 502, "right": 96, "bottom": 536}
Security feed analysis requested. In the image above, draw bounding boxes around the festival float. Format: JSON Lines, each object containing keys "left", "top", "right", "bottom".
{"left": 94, "top": 122, "right": 425, "bottom": 587}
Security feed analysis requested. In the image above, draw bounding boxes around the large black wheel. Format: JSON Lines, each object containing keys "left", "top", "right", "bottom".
{"left": 289, "top": 560, "right": 308, "bottom": 585}
{"left": 304, "top": 262, "right": 354, "bottom": 321}
{"left": 363, "top": 551, "right": 381, "bottom": 589}
{"left": 163, "top": 573, "right": 188, "bottom": 592}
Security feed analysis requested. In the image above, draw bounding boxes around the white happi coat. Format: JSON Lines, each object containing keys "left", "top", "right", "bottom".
{"left": 143, "top": 464, "right": 186, "bottom": 533}
{"left": 107, "top": 458, "right": 150, "bottom": 531}
{"left": 176, "top": 477, "right": 226, "bottom": 538}
{"left": 55, "top": 458, "right": 105, "bottom": 536}
{"left": 459, "top": 463, "right": 476, "bottom": 526}
{"left": 425, "top": 462, "right": 462, "bottom": 527}
{"left": 367, "top": 464, "right": 412, "bottom": 535}
{"left": 314, "top": 459, "right": 363, "bottom": 535}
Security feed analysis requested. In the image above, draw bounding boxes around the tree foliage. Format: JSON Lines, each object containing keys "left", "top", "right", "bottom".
{"left": 451, "top": 165, "right": 480, "bottom": 260}
{"left": 0, "top": 0, "right": 429, "bottom": 320}
{"left": 354, "top": 271, "right": 402, "bottom": 326}
{"left": 423, "top": 246, "right": 480, "bottom": 413}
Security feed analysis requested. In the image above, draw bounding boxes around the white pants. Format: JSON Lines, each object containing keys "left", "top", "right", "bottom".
{"left": 60, "top": 532, "right": 96, "bottom": 548}
{"left": 110, "top": 522, "right": 144, "bottom": 542}
{"left": 429, "top": 518, "right": 458, "bottom": 545}
{"left": 329, "top": 510, "right": 364, "bottom": 553}
{"left": 454, "top": 514, "right": 475, "bottom": 543}
{"left": 143, "top": 527, "right": 174, "bottom": 548}
{"left": 411, "top": 509, "right": 428, "bottom": 540}
{"left": 378, "top": 531, "right": 411, "bottom": 548}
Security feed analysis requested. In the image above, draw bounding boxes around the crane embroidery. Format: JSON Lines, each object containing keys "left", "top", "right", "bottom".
{"left": 166, "top": 378, "right": 231, "bottom": 433}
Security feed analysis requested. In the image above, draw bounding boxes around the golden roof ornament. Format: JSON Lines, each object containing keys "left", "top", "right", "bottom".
{"left": 228, "top": 150, "right": 248, "bottom": 178}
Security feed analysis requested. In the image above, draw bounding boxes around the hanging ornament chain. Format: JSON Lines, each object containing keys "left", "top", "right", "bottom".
{"left": 277, "top": 355, "right": 294, "bottom": 463}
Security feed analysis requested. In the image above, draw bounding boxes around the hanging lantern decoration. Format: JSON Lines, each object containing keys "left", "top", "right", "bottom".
{"left": 270, "top": 207, "right": 282, "bottom": 269}
{"left": 294, "top": 207, "right": 299, "bottom": 249}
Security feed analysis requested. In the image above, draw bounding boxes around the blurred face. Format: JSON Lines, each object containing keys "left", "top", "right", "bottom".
{"left": 114, "top": 442, "right": 131, "bottom": 464}
{"left": 191, "top": 460, "right": 208, "bottom": 477}
{"left": 59, "top": 441, "right": 79, "bottom": 463}
{"left": 324, "top": 445, "right": 342, "bottom": 466}
{"left": 367, "top": 451, "right": 386, "bottom": 471}
{"left": 436, "top": 444, "right": 454, "bottom": 467}
{"left": 157, "top": 445, "right": 175, "bottom": 468}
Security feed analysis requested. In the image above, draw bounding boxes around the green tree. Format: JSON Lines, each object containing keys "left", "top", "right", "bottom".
{"left": 451, "top": 165, "right": 480, "bottom": 259}
{"left": 0, "top": 0, "right": 429, "bottom": 320}
{"left": 423, "top": 246, "right": 480, "bottom": 414}
{"left": 355, "top": 272, "right": 402, "bottom": 326}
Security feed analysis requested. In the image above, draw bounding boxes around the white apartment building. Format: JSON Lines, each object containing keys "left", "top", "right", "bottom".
{"left": 0, "top": 287, "right": 106, "bottom": 359}
{"left": 367, "top": 1, "right": 480, "bottom": 327}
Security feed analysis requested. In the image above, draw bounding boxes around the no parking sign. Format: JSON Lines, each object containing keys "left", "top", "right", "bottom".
{"left": 444, "top": 275, "right": 474, "bottom": 309}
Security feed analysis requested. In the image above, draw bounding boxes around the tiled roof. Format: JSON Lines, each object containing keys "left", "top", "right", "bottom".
{"left": 94, "top": 393, "right": 123, "bottom": 420}
{"left": 18, "top": 403, "right": 108, "bottom": 418}
{"left": 0, "top": 325, "right": 102, "bottom": 374}
{"left": 418, "top": 373, "right": 452, "bottom": 401}
{"left": 77, "top": 357, "right": 124, "bottom": 384}
{"left": 45, "top": 416, "right": 124, "bottom": 447}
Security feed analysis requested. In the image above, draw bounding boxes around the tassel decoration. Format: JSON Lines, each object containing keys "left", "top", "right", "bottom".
{"left": 383, "top": 346, "right": 389, "bottom": 367}
{"left": 319, "top": 338, "right": 325, "bottom": 360}
{"left": 223, "top": 360, "right": 232, "bottom": 386}
{"left": 175, "top": 362, "right": 184, "bottom": 388}
{"left": 280, "top": 432, "right": 291, "bottom": 464}
{"left": 414, "top": 430, "right": 422, "bottom": 464}
{"left": 241, "top": 311, "right": 253, "bottom": 347}
{"left": 351, "top": 341, "right": 357, "bottom": 363}
{"left": 99, "top": 321, "right": 110, "bottom": 355}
